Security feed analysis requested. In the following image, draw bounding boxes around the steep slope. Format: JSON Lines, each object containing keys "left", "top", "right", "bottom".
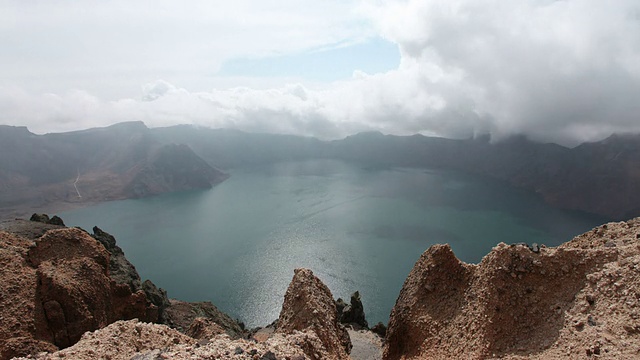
{"left": 0, "top": 122, "right": 227, "bottom": 218}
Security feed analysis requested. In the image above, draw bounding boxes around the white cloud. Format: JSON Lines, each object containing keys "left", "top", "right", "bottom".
{"left": 363, "top": 0, "right": 640, "bottom": 144}
{"left": 2, "top": 0, "right": 640, "bottom": 146}
{"left": 0, "top": 0, "right": 372, "bottom": 98}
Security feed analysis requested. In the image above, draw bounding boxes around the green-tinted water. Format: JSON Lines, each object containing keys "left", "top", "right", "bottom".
{"left": 60, "top": 160, "right": 606, "bottom": 327}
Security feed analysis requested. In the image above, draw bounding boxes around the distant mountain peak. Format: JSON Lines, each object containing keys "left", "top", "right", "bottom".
{"left": 104, "top": 121, "right": 148, "bottom": 131}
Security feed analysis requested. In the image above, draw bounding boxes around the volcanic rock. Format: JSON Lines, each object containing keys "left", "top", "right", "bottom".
{"left": 185, "top": 317, "right": 226, "bottom": 340}
{"left": 383, "top": 218, "right": 640, "bottom": 359}
{"left": 163, "top": 299, "right": 243, "bottom": 338}
{"left": 13, "top": 320, "right": 196, "bottom": 360}
{"left": 142, "top": 279, "right": 170, "bottom": 321}
{"left": 337, "top": 291, "right": 369, "bottom": 329}
{"left": 29, "top": 213, "right": 50, "bottom": 223}
{"left": 371, "top": 322, "right": 387, "bottom": 338}
{"left": 16, "top": 320, "right": 326, "bottom": 360}
{"left": 0, "top": 225, "right": 156, "bottom": 359}
{"left": 277, "top": 268, "right": 352, "bottom": 359}
{"left": 29, "top": 214, "right": 65, "bottom": 227}
{"left": 92, "top": 226, "right": 142, "bottom": 292}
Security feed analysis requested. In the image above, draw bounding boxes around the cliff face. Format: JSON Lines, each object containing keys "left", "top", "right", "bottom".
{"left": 384, "top": 218, "right": 640, "bottom": 359}
{"left": 0, "top": 123, "right": 227, "bottom": 219}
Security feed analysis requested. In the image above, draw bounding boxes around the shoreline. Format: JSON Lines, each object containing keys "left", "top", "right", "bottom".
{"left": 0, "top": 199, "right": 105, "bottom": 222}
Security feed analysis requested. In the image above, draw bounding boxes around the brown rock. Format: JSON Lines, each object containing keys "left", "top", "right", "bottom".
{"left": 277, "top": 268, "right": 352, "bottom": 360}
{"left": 163, "top": 299, "right": 243, "bottom": 338}
{"left": 383, "top": 219, "right": 640, "bottom": 360}
{"left": 0, "top": 225, "right": 156, "bottom": 359}
{"left": 13, "top": 320, "right": 196, "bottom": 360}
{"left": 384, "top": 244, "right": 472, "bottom": 359}
{"left": 185, "top": 317, "right": 226, "bottom": 340}
{"left": 27, "top": 228, "right": 109, "bottom": 271}
{"left": 12, "top": 320, "right": 317, "bottom": 360}
{"left": 0, "top": 337, "right": 58, "bottom": 360}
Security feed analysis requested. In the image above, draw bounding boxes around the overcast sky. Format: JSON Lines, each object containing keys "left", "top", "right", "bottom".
{"left": 1, "top": 0, "right": 639, "bottom": 145}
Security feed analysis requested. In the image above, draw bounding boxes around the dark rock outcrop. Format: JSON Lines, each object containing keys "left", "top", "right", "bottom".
{"left": 336, "top": 291, "right": 368, "bottom": 329}
{"left": 142, "top": 280, "right": 170, "bottom": 322}
{"left": 370, "top": 322, "right": 387, "bottom": 338}
{"left": 91, "top": 226, "right": 142, "bottom": 292}
{"left": 29, "top": 213, "right": 50, "bottom": 223}
{"left": 48, "top": 216, "right": 65, "bottom": 226}
{"left": 29, "top": 214, "right": 65, "bottom": 227}
{"left": 277, "top": 268, "right": 352, "bottom": 360}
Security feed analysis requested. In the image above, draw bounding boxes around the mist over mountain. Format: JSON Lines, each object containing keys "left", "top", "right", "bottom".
{"left": 1, "top": 122, "right": 639, "bottom": 219}
{"left": 0, "top": 122, "right": 227, "bottom": 217}
{"left": 155, "top": 125, "right": 640, "bottom": 219}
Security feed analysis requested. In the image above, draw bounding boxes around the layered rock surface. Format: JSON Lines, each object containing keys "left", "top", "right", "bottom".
{"left": 384, "top": 218, "right": 640, "bottom": 359}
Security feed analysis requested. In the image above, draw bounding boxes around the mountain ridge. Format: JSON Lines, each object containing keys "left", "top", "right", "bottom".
{"left": 1, "top": 122, "right": 639, "bottom": 219}
{"left": 0, "top": 123, "right": 227, "bottom": 218}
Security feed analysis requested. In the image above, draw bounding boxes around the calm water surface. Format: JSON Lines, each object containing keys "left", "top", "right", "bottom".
{"left": 60, "top": 160, "right": 606, "bottom": 327}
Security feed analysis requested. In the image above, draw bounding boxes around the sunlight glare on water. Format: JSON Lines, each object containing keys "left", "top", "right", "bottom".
{"left": 60, "top": 160, "right": 606, "bottom": 327}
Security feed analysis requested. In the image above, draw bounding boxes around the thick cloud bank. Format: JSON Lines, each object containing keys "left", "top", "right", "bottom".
{"left": 1, "top": 0, "right": 639, "bottom": 146}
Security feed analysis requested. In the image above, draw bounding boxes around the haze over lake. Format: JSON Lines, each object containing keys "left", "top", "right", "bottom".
{"left": 60, "top": 159, "right": 606, "bottom": 327}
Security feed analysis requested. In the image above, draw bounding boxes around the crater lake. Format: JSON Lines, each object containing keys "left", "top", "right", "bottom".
{"left": 60, "top": 159, "right": 607, "bottom": 327}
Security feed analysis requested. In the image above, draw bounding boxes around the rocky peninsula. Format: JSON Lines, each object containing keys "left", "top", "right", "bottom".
{"left": 1, "top": 215, "right": 639, "bottom": 359}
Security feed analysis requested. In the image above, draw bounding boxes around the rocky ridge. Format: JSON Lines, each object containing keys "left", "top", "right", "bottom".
{"left": 384, "top": 218, "right": 640, "bottom": 359}
{"left": 0, "top": 220, "right": 155, "bottom": 359}
{"left": 3, "top": 216, "right": 640, "bottom": 359}
{"left": 0, "top": 217, "right": 246, "bottom": 360}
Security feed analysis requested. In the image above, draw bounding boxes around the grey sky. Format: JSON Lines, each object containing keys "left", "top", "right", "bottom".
{"left": 1, "top": 0, "right": 639, "bottom": 146}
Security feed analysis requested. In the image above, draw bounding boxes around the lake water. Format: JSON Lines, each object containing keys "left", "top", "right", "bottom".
{"left": 60, "top": 159, "right": 606, "bottom": 327}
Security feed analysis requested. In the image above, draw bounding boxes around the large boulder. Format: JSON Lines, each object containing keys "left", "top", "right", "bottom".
{"left": 29, "top": 214, "right": 65, "bottom": 226}
{"left": 383, "top": 219, "right": 640, "bottom": 359}
{"left": 0, "top": 225, "right": 156, "bottom": 359}
{"left": 336, "top": 291, "right": 368, "bottom": 329}
{"left": 277, "top": 268, "right": 352, "bottom": 360}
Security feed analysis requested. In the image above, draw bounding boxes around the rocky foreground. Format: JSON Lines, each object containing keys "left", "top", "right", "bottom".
{"left": 1, "top": 216, "right": 640, "bottom": 359}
